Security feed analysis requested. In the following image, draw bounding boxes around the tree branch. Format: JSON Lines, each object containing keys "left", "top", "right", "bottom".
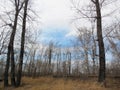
{"left": 91, "top": 0, "right": 96, "bottom": 4}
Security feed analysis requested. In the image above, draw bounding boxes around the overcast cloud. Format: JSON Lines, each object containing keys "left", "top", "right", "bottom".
{"left": 0, "top": 0, "right": 120, "bottom": 46}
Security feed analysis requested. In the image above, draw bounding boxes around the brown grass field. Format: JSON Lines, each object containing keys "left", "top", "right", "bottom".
{"left": 0, "top": 77, "right": 120, "bottom": 90}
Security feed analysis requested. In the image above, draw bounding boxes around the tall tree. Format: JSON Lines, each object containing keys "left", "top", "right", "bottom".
{"left": 4, "top": 0, "right": 24, "bottom": 86}
{"left": 91, "top": 0, "right": 106, "bottom": 82}
{"left": 48, "top": 41, "right": 54, "bottom": 74}
{"left": 16, "top": 0, "right": 29, "bottom": 86}
{"left": 77, "top": 28, "right": 92, "bottom": 75}
{"left": 72, "top": 0, "right": 106, "bottom": 82}
{"left": 68, "top": 52, "right": 71, "bottom": 75}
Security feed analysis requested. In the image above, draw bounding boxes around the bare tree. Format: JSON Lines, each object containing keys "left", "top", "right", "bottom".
{"left": 87, "top": 0, "right": 106, "bottom": 82}
{"left": 0, "top": 28, "right": 10, "bottom": 55}
{"left": 76, "top": 28, "right": 93, "bottom": 75}
{"left": 48, "top": 41, "right": 54, "bottom": 74}
{"left": 16, "top": 0, "right": 29, "bottom": 86}
{"left": 4, "top": 0, "right": 24, "bottom": 86}
{"left": 105, "top": 21, "right": 120, "bottom": 75}
{"left": 71, "top": 0, "right": 108, "bottom": 82}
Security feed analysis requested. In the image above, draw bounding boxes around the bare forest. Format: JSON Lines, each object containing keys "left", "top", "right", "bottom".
{"left": 0, "top": 0, "right": 120, "bottom": 90}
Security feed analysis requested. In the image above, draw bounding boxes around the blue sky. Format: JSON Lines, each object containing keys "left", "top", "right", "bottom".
{"left": 0, "top": 0, "right": 119, "bottom": 61}
{"left": 31, "top": 0, "right": 78, "bottom": 47}
{"left": 33, "top": 0, "right": 77, "bottom": 47}
{"left": 33, "top": 0, "right": 120, "bottom": 48}
{"left": 40, "top": 26, "right": 76, "bottom": 47}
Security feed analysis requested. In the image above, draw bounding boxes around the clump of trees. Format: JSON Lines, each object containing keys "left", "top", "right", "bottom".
{"left": 71, "top": 0, "right": 120, "bottom": 83}
{"left": 3, "top": 0, "right": 30, "bottom": 87}
{"left": 0, "top": 0, "right": 40, "bottom": 87}
{"left": 0, "top": 0, "right": 120, "bottom": 88}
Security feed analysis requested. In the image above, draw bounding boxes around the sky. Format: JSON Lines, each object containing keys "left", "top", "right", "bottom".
{"left": 1, "top": 0, "right": 119, "bottom": 47}
{"left": 32, "top": 0, "right": 120, "bottom": 61}
{"left": 33, "top": 0, "right": 77, "bottom": 46}
{"left": 0, "top": 0, "right": 120, "bottom": 60}
{"left": 0, "top": 0, "right": 77, "bottom": 47}
{"left": 32, "top": 0, "right": 120, "bottom": 47}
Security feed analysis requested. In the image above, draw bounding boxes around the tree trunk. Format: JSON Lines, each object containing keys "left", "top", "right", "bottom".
{"left": 4, "top": 45, "right": 10, "bottom": 86}
{"left": 48, "top": 49, "right": 52, "bottom": 74}
{"left": 16, "top": 0, "right": 29, "bottom": 86}
{"left": 4, "top": 10, "right": 19, "bottom": 87}
{"left": 92, "top": 39, "right": 96, "bottom": 75}
{"left": 57, "top": 54, "right": 59, "bottom": 75}
{"left": 94, "top": 0, "right": 106, "bottom": 82}
{"left": 68, "top": 53, "right": 71, "bottom": 75}
{"left": 85, "top": 48, "right": 89, "bottom": 75}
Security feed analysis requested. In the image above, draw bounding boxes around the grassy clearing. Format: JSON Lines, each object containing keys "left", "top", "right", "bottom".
{"left": 2, "top": 77, "right": 120, "bottom": 90}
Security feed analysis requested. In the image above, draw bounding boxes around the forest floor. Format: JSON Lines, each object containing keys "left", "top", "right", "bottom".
{"left": 1, "top": 76, "right": 120, "bottom": 90}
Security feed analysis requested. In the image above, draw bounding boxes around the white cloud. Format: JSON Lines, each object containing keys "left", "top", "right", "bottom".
{"left": 34, "top": 0, "right": 74, "bottom": 29}
{"left": 65, "top": 30, "right": 77, "bottom": 37}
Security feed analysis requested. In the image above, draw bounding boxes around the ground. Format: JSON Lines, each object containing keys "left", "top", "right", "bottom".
{"left": 0, "top": 77, "right": 120, "bottom": 90}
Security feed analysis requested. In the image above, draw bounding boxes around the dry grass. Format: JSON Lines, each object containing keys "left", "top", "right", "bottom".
{"left": 1, "top": 77, "right": 120, "bottom": 90}
{"left": 0, "top": 82, "right": 4, "bottom": 90}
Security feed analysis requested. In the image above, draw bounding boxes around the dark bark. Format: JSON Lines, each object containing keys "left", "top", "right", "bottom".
{"left": 10, "top": 12, "right": 19, "bottom": 86}
{"left": 68, "top": 53, "right": 71, "bottom": 75}
{"left": 94, "top": 0, "right": 106, "bottom": 82}
{"left": 92, "top": 38, "right": 96, "bottom": 75}
{"left": 48, "top": 49, "right": 52, "bottom": 66}
{"left": 4, "top": 0, "right": 25, "bottom": 87}
{"left": 4, "top": 9, "right": 19, "bottom": 87}
{"left": 4, "top": 45, "right": 10, "bottom": 86}
{"left": 16, "top": 0, "right": 29, "bottom": 86}
{"left": 10, "top": 48, "right": 16, "bottom": 86}
{"left": 48, "top": 42, "right": 53, "bottom": 74}
{"left": 57, "top": 54, "right": 59, "bottom": 75}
